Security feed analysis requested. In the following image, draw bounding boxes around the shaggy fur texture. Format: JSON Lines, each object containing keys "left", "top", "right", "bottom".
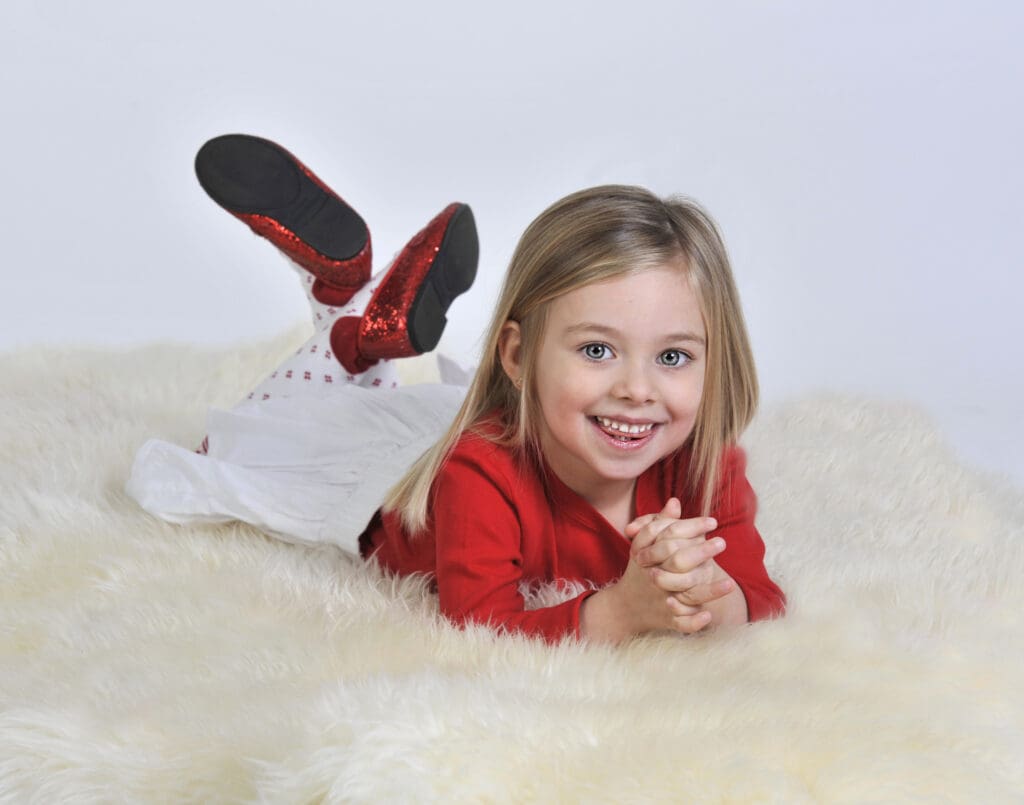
{"left": 2, "top": 329, "right": 1022, "bottom": 803}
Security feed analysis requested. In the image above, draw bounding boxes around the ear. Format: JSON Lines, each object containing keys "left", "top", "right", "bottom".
{"left": 498, "top": 320, "right": 523, "bottom": 386}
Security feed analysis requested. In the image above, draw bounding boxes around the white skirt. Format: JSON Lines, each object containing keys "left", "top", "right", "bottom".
{"left": 126, "top": 383, "right": 466, "bottom": 556}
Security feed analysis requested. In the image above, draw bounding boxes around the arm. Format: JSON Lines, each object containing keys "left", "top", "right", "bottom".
{"left": 432, "top": 450, "right": 709, "bottom": 644}
{"left": 431, "top": 452, "right": 598, "bottom": 643}
{"left": 707, "top": 447, "right": 786, "bottom": 622}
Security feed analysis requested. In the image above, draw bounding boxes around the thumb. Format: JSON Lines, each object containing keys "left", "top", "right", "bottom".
{"left": 662, "top": 497, "right": 682, "bottom": 519}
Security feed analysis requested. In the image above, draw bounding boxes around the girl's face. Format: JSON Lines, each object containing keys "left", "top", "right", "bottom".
{"left": 513, "top": 266, "right": 706, "bottom": 506}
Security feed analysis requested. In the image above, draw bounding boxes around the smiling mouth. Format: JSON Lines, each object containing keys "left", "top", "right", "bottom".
{"left": 592, "top": 416, "right": 658, "bottom": 443}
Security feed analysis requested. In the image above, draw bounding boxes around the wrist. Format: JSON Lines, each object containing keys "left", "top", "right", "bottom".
{"left": 703, "top": 580, "right": 749, "bottom": 626}
{"left": 579, "top": 585, "right": 641, "bottom": 644}
{"left": 581, "top": 577, "right": 663, "bottom": 643}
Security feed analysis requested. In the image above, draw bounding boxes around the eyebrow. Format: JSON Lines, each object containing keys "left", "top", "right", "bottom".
{"left": 564, "top": 322, "right": 706, "bottom": 346}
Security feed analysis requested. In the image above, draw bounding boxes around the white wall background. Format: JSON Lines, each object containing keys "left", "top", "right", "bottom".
{"left": 2, "top": 1, "right": 1022, "bottom": 485}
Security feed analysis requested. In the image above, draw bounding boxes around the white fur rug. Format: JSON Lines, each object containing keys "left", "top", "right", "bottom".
{"left": 2, "top": 329, "right": 1022, "bottom": 803}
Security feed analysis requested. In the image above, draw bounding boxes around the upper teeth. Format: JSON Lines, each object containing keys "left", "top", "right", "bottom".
{"left": 597, "top": 417, "right": 654, "bottom": 435}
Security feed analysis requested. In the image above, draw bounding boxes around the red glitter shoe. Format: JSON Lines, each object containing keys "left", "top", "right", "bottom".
{"left": 331, "top": 203, "right": 478, "bottom": 374}
{"left": 195, "top": 134, "right": 371, "bottom": 305}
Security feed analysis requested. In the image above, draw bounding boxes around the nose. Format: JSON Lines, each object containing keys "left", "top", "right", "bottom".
{"left": 611, "top": 359, "right": 656, "bottom": 404}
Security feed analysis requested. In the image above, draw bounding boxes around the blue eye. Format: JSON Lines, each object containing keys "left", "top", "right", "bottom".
{"left": 582, "top": 343, "right": 611, "bottom": 361}
{"left": 658, "top": 349, "right": 690, "bottom": 367}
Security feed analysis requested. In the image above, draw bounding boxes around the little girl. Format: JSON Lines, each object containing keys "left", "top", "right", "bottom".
{"left": 129, "top": 134, "right": 785, "bottom": 645}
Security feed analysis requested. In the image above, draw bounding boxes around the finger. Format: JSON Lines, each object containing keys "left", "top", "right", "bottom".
{"left": 634, "top": 525, "right": 721, "bottom": 566}
{"left": 661, "top": 538, "right": 726, "bottom": 574}
{"left": 647, "top": 561, "right": 717, "bottom": 593}
{"left": 629, "top": 513, "right": 683, "bottom": 554}
{"left": 624, "top": 513, "right": 659, "bottom": 540}
{"left": 665, "top": 596, "right": 701, "bottom": 617}
{"left": 625, "top": 498, "right": 683, "bottom": 540}
{"left": 653, "top": 516, "right": 717, "bottom": 545}
{"left": 670, "top": 608, "right": 713, "bottom": 634}
{"left": 674, "top": 577, "right": 735, "bottom": 607}
{"left": 636, "top": 535, "right": 724, "bottom": 569}
{"left": 633, "top": 516, "right": 717, "bottom": 561}
{"left": 662, "top": 497, "right": 682, "bottom": 520}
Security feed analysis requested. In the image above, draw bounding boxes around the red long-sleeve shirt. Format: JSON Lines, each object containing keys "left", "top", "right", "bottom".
{"left": 364, "top": 428, "right": 785, "bottom": 643}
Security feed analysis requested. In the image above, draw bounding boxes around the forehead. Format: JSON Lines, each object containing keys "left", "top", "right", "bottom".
{"left": 546, "top": 266, "right": 706, "bottom": 339}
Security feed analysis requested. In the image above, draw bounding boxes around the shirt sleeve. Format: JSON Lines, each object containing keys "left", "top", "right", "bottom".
{"left": 711, "top": 447, "right": 787, "bottom": 622}
{"left": 430, "top": 449, "right": 594, "bottom": 643}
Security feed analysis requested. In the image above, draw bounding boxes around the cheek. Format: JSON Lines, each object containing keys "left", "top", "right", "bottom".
{"left": 533, "top": 367, "right": 570, "bottom": 434}
{"left": 534, "top": 350, "right": 586, "bottom": 413}
{"left": 692, "top": 378, "right": 706, "bottom": 410}
{"left": 537, "top": 379, "right": 581, "bottom": 428}
{"left": 672, "top": 376, "right": 705, "bottom": 420}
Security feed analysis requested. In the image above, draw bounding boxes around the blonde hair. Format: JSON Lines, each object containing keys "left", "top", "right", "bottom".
{"left": 384, "top": 185, "right": 758, "bottom": 532}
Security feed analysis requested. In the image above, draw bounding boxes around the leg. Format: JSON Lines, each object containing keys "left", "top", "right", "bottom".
{"left": 245, "top": 264, "right": 400, "bottom": 402}
{"left": 244, "top": 203, "right": 478, "bottom": 399}
{"left": 245, "top": 337, "right": 401, "bottom": 401}
{"left": 193, "top": 135, "right": 477, "bottom": 410}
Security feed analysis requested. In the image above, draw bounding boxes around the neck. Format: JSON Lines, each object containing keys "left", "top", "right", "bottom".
{"left": 543, "top": 457, "right": 638, "bottom": 533}
{"left": 592, "top": 484, "right": 638, "bottom": 535}
{"left": 577, "top": 478, "right": 637, "bottom": 517}
{"left": 537, "top": 427, "right": 641, "bottom": 532}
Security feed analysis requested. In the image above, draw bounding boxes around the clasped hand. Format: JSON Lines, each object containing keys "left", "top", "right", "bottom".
{"left": 622, "top": 497, "right": 735, "bottom": 634}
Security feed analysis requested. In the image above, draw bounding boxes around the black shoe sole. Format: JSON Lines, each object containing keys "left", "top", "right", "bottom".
{"left": 408, "top": 204, "right": 479, "bottom": 354}
{"left": 194, "top": 134, "right": 368, "bottom": 261}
